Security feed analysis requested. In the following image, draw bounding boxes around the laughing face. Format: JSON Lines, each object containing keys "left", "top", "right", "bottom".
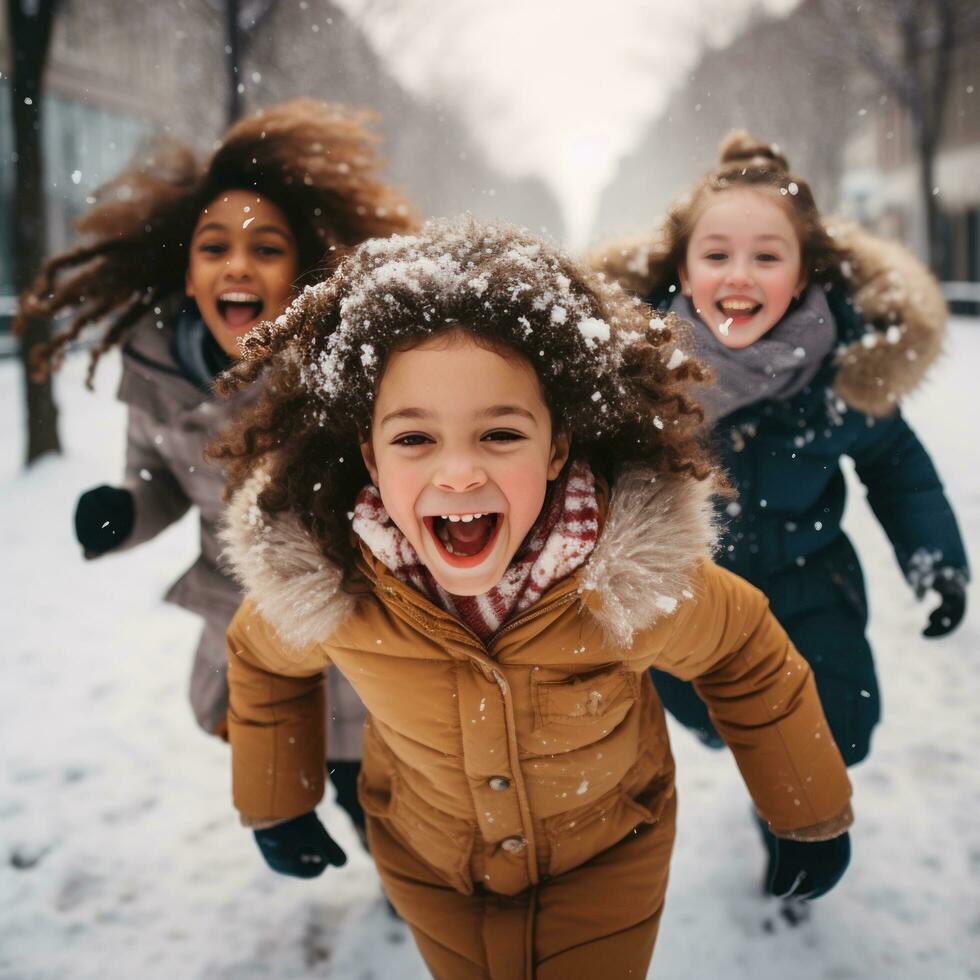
{"left": 185, "top": 190, "right": 300, "bottom": 358}
{"left": 360, "top": 331, "right": 570, "bottom": 596}
{"left": 680, "top": 187, "right": 806, "bottom": 349}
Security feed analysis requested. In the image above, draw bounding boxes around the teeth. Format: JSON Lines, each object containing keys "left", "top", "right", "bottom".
{"left": 720, "top": 300, "right": 756, "bottom": 311}
{"left": 219, "top": 291, "right": 260, "bottom": 303}
{"left": 445, "top": 542, "right": 455, "bottom": 554}
{"left": 448, "top": 515, "right": 461, "bottom": 523}
{"left": 474, "top": 513, "right": 483, "bottom": 519}
{"left": 460, "top": 515, "right": 474, "bottom": 523}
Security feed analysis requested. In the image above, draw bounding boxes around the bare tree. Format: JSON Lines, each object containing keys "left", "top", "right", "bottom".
{"left": 217, "top": 0, "right": 277, "bottom": 124}
{"left": 818, "top": 0, "right": 980, "bottom": 273}
{"left": 8, "top": 0, "right": 61, "bottom": 464}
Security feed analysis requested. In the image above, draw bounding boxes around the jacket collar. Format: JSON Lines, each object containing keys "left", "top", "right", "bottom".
{"left": 589, "top": 220, "right": 946, "bottom": 417}
{"left": 220, "top": 466, "right": 718, "bottom": 651}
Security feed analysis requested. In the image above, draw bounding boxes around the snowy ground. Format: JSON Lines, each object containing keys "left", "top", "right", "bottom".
{"left": 1, "top": 322, "right": 978, "bottom": 980}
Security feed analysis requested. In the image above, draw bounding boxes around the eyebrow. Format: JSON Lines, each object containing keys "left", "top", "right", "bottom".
{"left": 479, "top": 405, "right": 538, "bottom": 423}
{"left": 193, "top": 222, "right": 292, "bottom": 240}
{"left": 699, "top": 232, "right": 792, "bottom": 246}
{"left": 379, "top": 405, "right": 538, "bottom": 427}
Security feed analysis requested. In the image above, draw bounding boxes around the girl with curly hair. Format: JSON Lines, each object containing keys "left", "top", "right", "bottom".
{"left": 213, "top": 216, "right": 853, "bottom": 976}
{"left": 19, "top": 99, "right": 415, "bottom": 830}
{"left": 592, "top": 132, "right": 968, "bottom": 914}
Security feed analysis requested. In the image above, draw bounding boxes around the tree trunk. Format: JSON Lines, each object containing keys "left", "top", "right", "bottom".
{"left": 225, "top": 0, "right": 243, "bottom": 125}
{"left": 9, "top": 0, "right": 61, "bottom": 464}
{"left": 906, "top": 0, "right": 955, "bottom": 276}
{"left": 917, "top": 127, "right": 944, "bottom": 275}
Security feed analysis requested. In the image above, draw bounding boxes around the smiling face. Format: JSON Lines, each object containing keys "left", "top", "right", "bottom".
{"left": 360, "top": 331, "right": 570, "bottom": 596}
{"left": 680, "top": 187, "right": 806, "bottom": 349}
{"left": 185, "top": 190, "right": 300, "bottom": 358}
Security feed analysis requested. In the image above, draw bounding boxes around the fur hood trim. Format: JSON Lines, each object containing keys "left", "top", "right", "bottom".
{"left": 219, "top": 471, "right": 358, "bottom": 650}
{"left": 588, "top": 220, "right": 946, "bottom": 417}
{"left": 579, "top": 468, "right": 718, "bottom": 646}
{"left": 828, "top": 222, "right": 946, "bottom": 416}
{"left": 220, "top": 468, "right": 718, "bottom": 650}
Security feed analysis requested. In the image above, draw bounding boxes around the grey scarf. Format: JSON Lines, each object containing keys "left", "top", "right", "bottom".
{"left": 671, "top": 286, "right": 837, "bottom": 426}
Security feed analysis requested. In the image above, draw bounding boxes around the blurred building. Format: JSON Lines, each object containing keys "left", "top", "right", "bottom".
{"left": 839, "top": 37, "right": 980, "bottom": 288}
{"left": 0, "top": 0, "right": 563, "bottom": 306}
{"left": 0, "top": 1, "right": 227, "bottom": 299}
{"left": 591, "top": 2, "right": 864, "bottom": 246}
{"left": 245, "top": 0, "right": 564, "bottom": 236}
{"left": 591, "top": 3, "right": 979, "bottom": 304}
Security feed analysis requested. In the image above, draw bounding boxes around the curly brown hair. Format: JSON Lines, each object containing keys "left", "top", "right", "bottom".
{"left": 18, "top": 98, "right": 418, "bottom": 386}
{"left": 650, "top": 130, "right": 845, "bottom": 299}
{"left": 209, "top": 216, "right": 714, "bottom": 584}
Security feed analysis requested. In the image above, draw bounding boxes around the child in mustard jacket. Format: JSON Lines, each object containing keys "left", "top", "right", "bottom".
{"left": 213, "top": 216, "right": 854, "bottom": 979}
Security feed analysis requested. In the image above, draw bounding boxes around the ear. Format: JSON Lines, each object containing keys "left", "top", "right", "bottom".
{"left": 547, "top": 431, "right": 571, "bottom": 480}
{"left": 795, "top": 268, "right": 809, "bottom": 299}
{"left": 185, "top": 267, "right": 195, "bottom": 298}
{"left": 359, "top": 439, "right": 379, "bottom": 486}
{"left": 678, "top": 265, "right": 692, "bottom": 298}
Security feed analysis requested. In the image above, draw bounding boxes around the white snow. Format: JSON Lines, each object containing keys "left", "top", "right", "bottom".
{"left": 577, "top": 317, "right": 610, "bottom": 348}
{"left": 2, "top": 322, "right": 979, "bottom": 978}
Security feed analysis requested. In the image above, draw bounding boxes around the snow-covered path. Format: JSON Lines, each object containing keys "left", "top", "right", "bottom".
{"left": 2, "top": 323, "right": 978, "bottom": 980}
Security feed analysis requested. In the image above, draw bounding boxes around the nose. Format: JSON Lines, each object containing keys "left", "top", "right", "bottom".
{"left": 434, "top": 451, "right": 486, "bottom": 494}
{"left": 724, "top": 258, "right": 753, "bottom": 289}
{"left": 223, "top": 245, "right": 253, "bottom": 280}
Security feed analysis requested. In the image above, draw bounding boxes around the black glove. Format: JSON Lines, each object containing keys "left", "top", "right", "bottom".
{"left": 766, "top": 832, "right": 850, "bottom": 901}
{"left": 253, "top": 811, "right": 347, "bottom": 879}
{"left": 922, "top": 574, "right": 967, "bottom": 638}
{"left": 74, "top": 485, "right": 135, "bottom": 558}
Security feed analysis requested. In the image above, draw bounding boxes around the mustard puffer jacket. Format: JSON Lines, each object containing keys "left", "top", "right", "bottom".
{"left": 222, "top": 468, "right": 852, "bottom": 897}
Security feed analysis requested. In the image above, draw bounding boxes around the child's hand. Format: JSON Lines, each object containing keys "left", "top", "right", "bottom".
{"left": 74, "top": 485, "right": 135, "bottom": 558}
{"left": 252, "top": 812, "right": 347, "bottom": 879}
{"left": 922, "top": 575, "right": 967, "bottom": 638}
{"left": 767, "top": 832, "right": 850, "bottom": 901}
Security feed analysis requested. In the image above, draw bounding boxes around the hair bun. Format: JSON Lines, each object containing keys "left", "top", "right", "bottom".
{"left": 718, "top": 130, "right": 789, "bottom": 172}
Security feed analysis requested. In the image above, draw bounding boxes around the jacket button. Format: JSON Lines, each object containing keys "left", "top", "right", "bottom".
{"left": 500, "top": 836, "right": 526, "bottom": 854}
{"left": 488, "top": 776, "right": 511, "bottom": 792}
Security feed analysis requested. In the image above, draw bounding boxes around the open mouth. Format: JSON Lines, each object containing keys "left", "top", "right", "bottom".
{"left": 716, "top": 299, "right": 762, "bottom": 321}
{"left": 217, "top": 292, "right": 264, "bottom": 330}
{"left": 423, "top": 513, "right": 503, "bottom": 567}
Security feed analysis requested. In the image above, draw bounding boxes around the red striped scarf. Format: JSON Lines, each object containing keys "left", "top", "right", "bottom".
{"left": 352, "top": 460, "right": 599, "bottom": 640}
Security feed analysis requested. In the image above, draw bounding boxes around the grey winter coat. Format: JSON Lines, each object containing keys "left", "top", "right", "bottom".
{"left": 106, "top": 313, "right": 366, "bottom": 755}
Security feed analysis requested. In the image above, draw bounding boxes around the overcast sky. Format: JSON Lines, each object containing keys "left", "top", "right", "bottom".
{"left": 337, "top": 0, "right": 800, "bottom": 245}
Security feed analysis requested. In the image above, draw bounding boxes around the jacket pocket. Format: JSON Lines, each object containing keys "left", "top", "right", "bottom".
{"left": 388, "top": 775, "right": 475, "bottom": 896}
{"left": 360, "top": 761, "right": 475, "bottom": 896}
{"left": 543, "top": 760, "right": 672, "bottom": 878}
{"left": 528, "top": 665, "right": 639, "bottom": 754}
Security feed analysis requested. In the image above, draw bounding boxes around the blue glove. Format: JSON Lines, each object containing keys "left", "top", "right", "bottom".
{"left": 253, "top": 811, "right": 347, "bottom": 879}
{"left": 767, "top": 832, "right": 850, "bottom": 900}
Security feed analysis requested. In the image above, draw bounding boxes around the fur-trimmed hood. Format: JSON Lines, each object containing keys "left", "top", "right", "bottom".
{"left": 219, "top": 467, "right": 718, "bottom": 651}
{"left": 588, "top": 221, "right": 947, "bottom": 417}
